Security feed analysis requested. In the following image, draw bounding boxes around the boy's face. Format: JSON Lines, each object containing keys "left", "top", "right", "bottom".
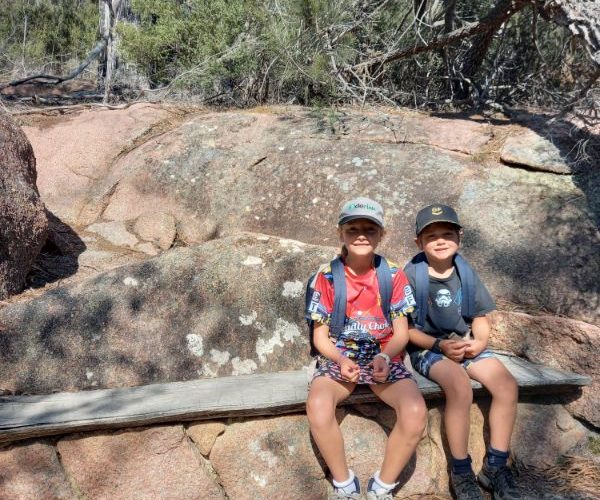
{"left": 338, "top": 218, "right": 384, "bottom": 257}
{"left": 415, "top": 222, "right": 461, "bottom": 262}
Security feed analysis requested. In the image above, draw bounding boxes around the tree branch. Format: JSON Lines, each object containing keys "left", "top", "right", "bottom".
{"left": 347, "top": 0, "right": 531, "bottom": 75}
{"left": 539, "top": 0, "right": 600, "bottom": 67}
{"left": 0, "top": 39, "right": 107, "bottom": 90}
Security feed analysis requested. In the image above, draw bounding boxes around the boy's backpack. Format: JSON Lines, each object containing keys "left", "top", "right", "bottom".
{"left": 404, "top": 252, "right": 476, "bottom": 330}
{"left": 305, "top": 255, "right": 393, "bottom": 357}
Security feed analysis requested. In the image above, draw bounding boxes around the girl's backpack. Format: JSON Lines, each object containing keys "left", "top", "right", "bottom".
{"left": 305, "top": 255, "right": 393, "bottom": 356}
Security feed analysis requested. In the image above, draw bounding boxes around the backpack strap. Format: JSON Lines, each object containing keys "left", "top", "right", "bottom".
{"left": 412, "top": 252, "right": 430, "bottom": 330}
{"left": 329, "top": 257, "right": 347, "bottom": 335}
{"left": 374, "top": 255, "right": 393, "bottom": 325}
{"left": 305, "top": 274, "right": 317, "bottom": 320}
{"left": 305, "top": 272, "right": 319, "bottom": 357}
{"left": 454, "top": 253, "right": 476, "bottom": 320}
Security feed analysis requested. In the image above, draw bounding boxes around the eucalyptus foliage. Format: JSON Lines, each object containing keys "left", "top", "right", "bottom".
{"left": 0, "top": 0, "right": 593, "bottom": 109}
{"left": 0, "top": 0, "right": 97, "bottom": 73}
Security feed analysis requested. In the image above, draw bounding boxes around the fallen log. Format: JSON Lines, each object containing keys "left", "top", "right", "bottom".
{"left": 0, "top": 352, "right": 590, "bottom": 445}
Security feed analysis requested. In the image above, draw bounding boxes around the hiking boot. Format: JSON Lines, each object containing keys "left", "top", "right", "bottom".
{"left": 450, "top": 470, "right": 484, "bottom": 500}
{"left": 366, "top": 477, "right": 393, "bottom": 500}
{"left": 331, "top": 475, "right": 361, "bottom": 499}
{"left": 478, "top": 463, "right": 520, "bottom": 499}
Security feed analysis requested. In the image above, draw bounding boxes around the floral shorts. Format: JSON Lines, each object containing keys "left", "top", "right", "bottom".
{"left": 312, "top": 356, "right": 413, "bottom": 385}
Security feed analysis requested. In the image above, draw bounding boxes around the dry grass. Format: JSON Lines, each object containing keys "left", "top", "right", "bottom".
{"left": 469, "top": 123, "right": 515, "bottom": 166}
{"left": 516, "top": 455, "right": 600, "bottom": 499}
{"left": 549, "top": 455, "right": 600, "bottom": 497}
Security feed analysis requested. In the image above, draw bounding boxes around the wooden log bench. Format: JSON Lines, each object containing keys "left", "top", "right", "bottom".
{"left": 0, "top": 352, "right": 590, "bottom": 446}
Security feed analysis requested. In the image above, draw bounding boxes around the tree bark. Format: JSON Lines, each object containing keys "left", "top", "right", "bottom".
{"left": 99, "top": 0, "right": 124, "bottom": 103}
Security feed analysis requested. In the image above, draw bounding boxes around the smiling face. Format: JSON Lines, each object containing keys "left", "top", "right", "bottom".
{"left": 416, "top": 222, "right": 461, "bottom": 264}
{"left": 338, "top": 218, "right": 384, "bottom": 259}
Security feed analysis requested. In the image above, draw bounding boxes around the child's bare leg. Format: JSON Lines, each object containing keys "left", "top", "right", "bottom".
{"left": 306, "top": 376, "right": 355, "bottom": 482}
{"left": 467, "top": 358, "right": 518, "bottom": 451}
{"left": 370, "top": 378, "right": 427, "bottom": 483}
{"left": 428, "top": 360, "right": 473, "bottom": 459}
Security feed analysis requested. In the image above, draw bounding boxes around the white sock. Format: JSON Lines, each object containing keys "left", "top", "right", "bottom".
{"left": 369, "top": 471, "right": 397, "bottom": 494}
{"left": 333, "top": 470, "right": 358, "bottom": 494}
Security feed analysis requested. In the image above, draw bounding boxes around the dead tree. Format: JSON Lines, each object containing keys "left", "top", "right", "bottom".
{"left": 540, "top": 0, "right": 600, "bottom": 66}
{"left": 0, "top": 40, "right": 107, "bottom": 90}
{"left": 346, "top": 0, "right": 600, "bottom": 104}
{"left": 456, "top": 0, "right": 531, "bottom": 99}
{"left": 99, "top": 0, "right": 126, "bottom": 103}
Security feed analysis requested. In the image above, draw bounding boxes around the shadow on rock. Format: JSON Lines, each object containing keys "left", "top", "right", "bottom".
{"left": 508, "top": 110, "right": 600, "bottom": 230}
{"left": 25, "top": 210, "right": 86, "bottom": 289}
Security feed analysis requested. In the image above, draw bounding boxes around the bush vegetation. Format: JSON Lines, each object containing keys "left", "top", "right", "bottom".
{"left": 0, "top": 0, "right": 97, "bottom": 75}
{"left": 0, "top": 0, "right": 596, "bottom": 111}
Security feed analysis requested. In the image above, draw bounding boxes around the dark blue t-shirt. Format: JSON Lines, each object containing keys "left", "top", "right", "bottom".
{"left": 404, "top": 265, "right": 495, "bottom": 353}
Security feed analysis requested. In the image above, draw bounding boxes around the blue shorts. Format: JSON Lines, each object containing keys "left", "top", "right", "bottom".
{"left": 409, "top": 348, "right": 494, "bottom": 378}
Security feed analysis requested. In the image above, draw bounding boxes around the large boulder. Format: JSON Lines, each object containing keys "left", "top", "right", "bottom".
{"left": 0, "top": 112, "right": 48, "bottom": 299}
{"left": 65, "top": 108, "right": 598, "bottom": 325}
{"left": 0, "top": 233, "right": 332, "bottom": 393}
{"left": 57, "top": 425, "right": 225, "bottom": 499}
{"left": 0, "top": 442, "right": 73, "bottom": 499}
{"left": 500, "top": 126, "right": 573, "bottom": 174}
{"left": 490, "top": 311, "right": 600, "bottom": 428}
{"left": 210, "top": 415, "right": 327, "bottom": 500}
{"left": 20, "top": 103, "right": 174, "bottom": 225}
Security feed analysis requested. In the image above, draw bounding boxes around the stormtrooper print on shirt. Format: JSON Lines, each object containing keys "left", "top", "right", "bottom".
{"left": 404, "top": 265, "right": 495, "bottom": 350}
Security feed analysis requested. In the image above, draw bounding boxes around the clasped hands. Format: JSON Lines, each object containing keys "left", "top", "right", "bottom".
{"left": 439, "top": 338, "right": 486, "bottom": 362}
{"left": 338, "top": 354, "right": 389, "bottom": 383}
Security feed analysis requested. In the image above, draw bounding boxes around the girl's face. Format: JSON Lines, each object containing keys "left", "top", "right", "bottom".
{"left": 338, "top": 218, "right": 384, "bottom": 257}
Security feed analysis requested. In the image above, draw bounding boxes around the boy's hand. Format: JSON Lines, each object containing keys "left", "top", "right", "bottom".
{"left": 464, "top": 339, "right": 486, "bottom": 358}
{"left": 338, "top": 356, "right": 360, "bottom": 383}
{"left": 440, "top": 340, "right": 467, "bottom": 362}
{"left": 370, "top": 356, "right": 390, "bottom": 383}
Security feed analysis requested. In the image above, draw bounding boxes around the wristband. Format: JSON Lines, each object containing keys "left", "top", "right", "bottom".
{"left": 374, "top": 352, "right": 391, "bottom": 365}
{"left": 431, "top": 338, "right": 442, "bottom": 354}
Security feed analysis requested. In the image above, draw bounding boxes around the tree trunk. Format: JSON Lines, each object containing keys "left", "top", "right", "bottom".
{"left": 456, "top": 0, "right": 531, "bottom": 99}
{"left": 99, "top": 0, "right": 124, "bottom": 103}
{"left": 443, "top": 0, "right": 457, "bottom": 33}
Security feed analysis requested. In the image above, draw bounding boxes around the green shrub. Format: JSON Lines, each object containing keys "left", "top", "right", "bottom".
{"left": 0, "top": 0, "right": 97, "bottom": 75}
{"left": 118, "top": 0, "right": 266, "bottom": 92}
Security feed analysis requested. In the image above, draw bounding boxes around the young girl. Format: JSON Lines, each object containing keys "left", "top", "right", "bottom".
{"left": 306, "top": 197, "right": 427, "bottom": 500}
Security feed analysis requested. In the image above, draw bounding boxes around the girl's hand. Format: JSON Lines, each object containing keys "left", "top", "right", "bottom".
{"left": 370, "top": 356, "right": 389, "bottom": 383}
{"left": 338, "top": 356, "right": 360, "bottom": 383}
{"left": 440, "top": 340, "right": 467, "bottom": 362}
{"left": 464, "top": 339, "right": 486, "bottom": 359}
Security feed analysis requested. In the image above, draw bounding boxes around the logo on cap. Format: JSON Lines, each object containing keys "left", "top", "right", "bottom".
{"left": 431, "top": 206, "right": 443, "bottom": 215}
{"left": 349, "top": 202, "right": 376, "bottom": 211}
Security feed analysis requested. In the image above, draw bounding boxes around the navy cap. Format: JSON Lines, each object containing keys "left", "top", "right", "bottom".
{"left": 415, "top": 204, "right": 461, "bottom": 235}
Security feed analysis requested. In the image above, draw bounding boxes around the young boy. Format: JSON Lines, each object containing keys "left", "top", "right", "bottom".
{"left": 404, "top": 204, "right": 519, "bottom": 500}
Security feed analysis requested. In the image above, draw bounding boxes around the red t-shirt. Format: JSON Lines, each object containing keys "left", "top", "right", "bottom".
{"left": 307, "top": 260, "right": 415, "bottom": 363}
